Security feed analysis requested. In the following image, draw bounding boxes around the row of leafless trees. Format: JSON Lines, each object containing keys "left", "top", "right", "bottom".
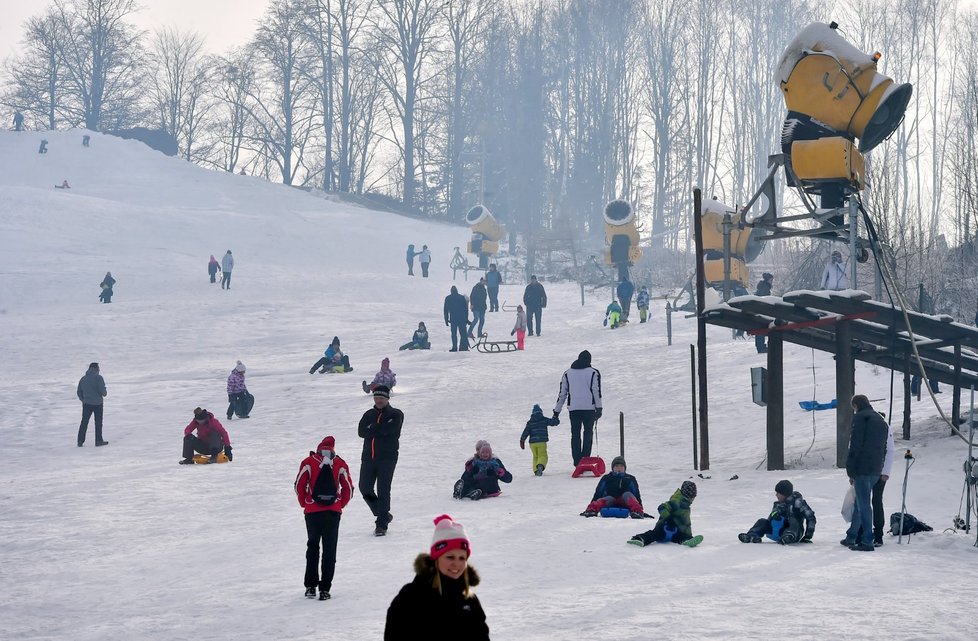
{"left": 3, "top": 0, "right": 978, "bottom": 306}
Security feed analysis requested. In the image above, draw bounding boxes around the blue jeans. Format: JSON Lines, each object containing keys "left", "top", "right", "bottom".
{"left": 468, "top": 309, "right": 486, "bottom": 336}
{"left": 846, "top": 474, "right": 879, "bottom": 546}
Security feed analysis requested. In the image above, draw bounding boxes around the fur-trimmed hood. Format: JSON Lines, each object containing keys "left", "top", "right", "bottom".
{"left": 412, "top": 553, "right": 480, "bottom": 587}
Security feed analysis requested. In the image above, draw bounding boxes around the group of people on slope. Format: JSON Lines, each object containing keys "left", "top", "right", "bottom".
{"left": 605, "top": 281, "right": 650, "bottom": 329}
{"left": 309, "top": 336, "right": 354, "bottom": 374}
{"left": 207, "top": 250, "right": 234, "bottom": 289}
{"left": 406, "top": 244, "right": 432, "bottom": 277}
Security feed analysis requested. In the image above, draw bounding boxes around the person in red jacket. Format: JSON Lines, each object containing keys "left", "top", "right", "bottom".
{"left": 295, "top": 435, "right": 354, "bottom": 601}
{"left": 179, "top": 407, "right": 232, "bottom": 464}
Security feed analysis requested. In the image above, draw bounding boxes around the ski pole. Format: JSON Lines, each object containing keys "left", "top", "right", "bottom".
{"left": 898, "top": 449, "right": 914, "bottom": 544}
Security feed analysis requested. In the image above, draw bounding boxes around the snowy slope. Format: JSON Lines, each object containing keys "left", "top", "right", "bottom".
{"left": 1, "top": 130, "right": 976, "bottom": 641}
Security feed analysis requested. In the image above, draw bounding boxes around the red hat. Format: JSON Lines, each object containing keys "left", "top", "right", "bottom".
{"left": 430, "top": 514, "right": 470, "bottom": 561}
{"left": 319, "top": 436, "right": 335, "bottom": 451}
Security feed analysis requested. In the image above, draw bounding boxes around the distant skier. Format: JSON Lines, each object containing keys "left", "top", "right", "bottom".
{"left": 13, "top": 110, "right": 24, "bottom": 131}
{"left": 418, "top": 245, "right": 431, "bottom": 278}
{"left": 636, "top": 286, "right": 650, "bottom": 323}
{"left": 221, "top": 250, "right": 234, "bottom": 290}
{"left": 406, "top": 244, "right": 417, "bottom": 276}
{"left": 208, "top": 255, "right": 221, "bottom": 283}
{"left": 399, "top": 322, "right": 430, "bottom": 351}
{"left": 363, "top": 358, "right": 396, "bottom": 394}
{"left": 98, "top": 272, "right": 115, "bottom": 303}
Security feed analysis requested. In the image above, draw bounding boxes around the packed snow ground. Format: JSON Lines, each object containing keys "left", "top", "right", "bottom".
{"left": 1, "top": 131, "right": 976, "bottom": 641}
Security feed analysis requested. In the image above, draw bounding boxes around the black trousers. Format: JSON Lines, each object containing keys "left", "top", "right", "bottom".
{"left": 209, "top": 269, "right": 218, "bottom": 283}
{"left": 569, "top": 409, "right": 596, "bottom": 466}
{"left": 78, "top": 404, "right": 104, "bottom": 445}
{"left": 634, "top": 520, "right": 690, "bottom": 545}
{"left": 449, "top": 321, "right": 469, "bottom": 351}
{"left": 620, "top": 295, "right": 632, "bottom": 321}
{"left": 857, "top": 476, "right": 887, "bottom": 543}
{"left": 421, "top": 262, "right": 429, "bottom": 277}
{"left": 359, "top": 456, "right": 398, "bottom": 527}
{"left": 487, "top": 287, "right": 499, "bottom": 311}
{"left": 182, "top": 433, "right": 224, "bottom": 459}
{"left": 221, "top": 271, "right": 232, "bottom": 289}
{"left": 526, "top": 307, "right": 542, "bottom": 335}
{"left": 304, "top": 510, "right": 341, "bottom": 591}
{"left": 407, "top": 259, "right": 414, "bottom": 275}
{"left": 227, "top": 392, "right": 245, "bottom": 418}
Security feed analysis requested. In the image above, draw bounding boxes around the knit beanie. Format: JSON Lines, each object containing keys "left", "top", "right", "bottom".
{"left": 475, "top": 439, "right": 490, "bottom": 453}
{"left": 577, "top": 350, "right": 592, "bottom": 367}
{"left": 531, "top": 404, "right": 543, "bottom": 416}
{"left": 680, "top": 480, "right": 697, "bottom": 500}
{"left": 381, "top": 357, "right": 390, "bottom": 369}
{"left": 235, "top": 360, "right": 246, "bottom": 372}
{"left": 430, "top": 514, "right": 471, "bottom": 561}
{"left": 331, "top": 336, "right": 340, "bottom": 346}
{"left": 319, "top": 435, "right": 335, "bottom": 451}
{"left": 372, "top": 385, "right": 390, "bottom": 399}
{"left": 193, "top": 407, "right": 208, "bottom": 421}
{"left": 611, "top": 456, "right": 626, "bottom": 471}
{"left": 775, "top": 480, "right": 793, "bottom": 496}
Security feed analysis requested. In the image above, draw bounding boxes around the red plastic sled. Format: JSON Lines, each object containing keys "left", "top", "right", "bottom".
{"left": 572, "top": 456, "right": 606, "bottom": 478}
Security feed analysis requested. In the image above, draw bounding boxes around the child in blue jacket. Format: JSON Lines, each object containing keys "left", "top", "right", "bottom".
{"left": 520, "top": 404, "right": 559, "bottom": 475}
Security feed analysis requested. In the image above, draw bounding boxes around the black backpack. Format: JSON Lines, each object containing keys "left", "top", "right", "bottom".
{"left": 889, "top": 512, "right": 933, "bottom": 536}
{"left": 312, "top": 459, "right": 338, "bottom": 506}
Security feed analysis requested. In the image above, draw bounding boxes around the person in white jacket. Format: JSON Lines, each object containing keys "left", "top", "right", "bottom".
{"left": 820, "top": 250, "right": 849, "bottom": 291}
{"left": 553, "top": 350, "right": 602, "bottom": 467}
{"left": 221, "top": 250, "right": 234, "bottom": 290}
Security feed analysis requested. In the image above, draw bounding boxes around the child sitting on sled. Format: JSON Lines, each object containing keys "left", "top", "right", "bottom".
{"left": 628, "top": 481, "right": 702, "bottom": 547}
{"left": 363, "top": 358, "right": 397, "bottom": 394}
{"left": 738, "top": 480, "right": 816, "bottom": 544}
{"left": 398, "top": 322, "right": 430, "bottom": 350}
{"left": 520, "top": 404, "right": 560, "bottom": 476}
{"left": 605, "top": 298, "right": 622, "bottom": 329}
{"left": 452, "top": 440, "right": 513, "bottom": 500}
{"left": 580, "top": 456, "right": 644, "bottom": 518}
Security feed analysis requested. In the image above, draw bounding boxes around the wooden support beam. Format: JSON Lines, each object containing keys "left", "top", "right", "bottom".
{"left": 836, "top": 321, "right": 854, "bottom": 469}
{"left": 767, "top": 333, "right": 784, "bottom": 470}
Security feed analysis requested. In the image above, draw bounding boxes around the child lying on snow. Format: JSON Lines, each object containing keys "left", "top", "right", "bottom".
{"left": 738, "top": 479, "right": 816, "bottom": 544}
{"left": 452, "top": 440, "right": 513, "bottom": 500}
{"left": 628, "top": 481, "right": 702, "bottom": 547}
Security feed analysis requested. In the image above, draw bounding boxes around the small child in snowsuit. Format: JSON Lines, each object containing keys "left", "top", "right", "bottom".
{"left": 309, "top": 336, "right": 352, "bottom": 374}
{"left": 605, "top": 299, "right": 622, "bottom": 329}
{"left": 637, "top": 286, "right": 650, "bottom": 323}
{"left": 580, "top": 456, "right": 644, "bottom": 518}
{"left": 399, "top": 322, "right": 430, "bottom": 350}
{"left": 452, "top": 441, "right": 513, "bottom": 500}
{"left": 738, "top": 480, "right": 816, "bottom": 544}
{"left": 628, "top": 481, "right": 702, "bottom": 547}
{"left": 363, "top": 357, "right": 396, "bottom": 394}
{"left": 520, "top": 404, "right": 559, "bottom": 476}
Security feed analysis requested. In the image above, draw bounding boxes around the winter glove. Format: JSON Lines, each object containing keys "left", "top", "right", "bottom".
{"left": 520, "top": 440, "right": 526, "bottom": 450}
{"left": 594, "top": 407, "right": 603, "bottom": 420}
{"left": 511, "top": 329, "right": 516, "bottom": 336}
{"left": 225, "top": 444, "right": 233, "bottom": 462}
{"left": 553, "top": 411, "right": 560, "bottom": 420}
{"left": 603, "top": 317, "right": 608, "bottom": 327}
{"left": 445, "top": 321, "right": 450, "bottom": 326}
{"left": 497, "top": 466, "right": 506, "bottom": 477}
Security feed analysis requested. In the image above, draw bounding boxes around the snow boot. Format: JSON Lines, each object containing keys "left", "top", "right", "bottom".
{"left": 362, "top": 380, "right": 371, "bottom": 394}
{"left": 627, "top": 537, "right": 646, "bottom": 547}
{"left": 465, "top": 489, "right": 483, "bottom": 500}
{"left": 682, "top": 535, "right": 704, "bottom": 548}
{"left": 319, "top": 590, "right": 331, "bottom": 600}
{"left": 535, "top": 464, "right": 544, "bottom": 477}
{"left": 305, "top": 587, "right": 316, "bottom": 599}
{"left": 580, "top": 510, "right": 598, "bottom": 518}
{"left": 374, "top": 526, "right": 387, "bottom": 536}
{"left": 179, "top": 458, "right": 194, "bottom": 465}
{"left": 629, "top": 511, "right": 645, "bottom": 519}
{"left": 452, "top": 479, "right": 465, "bottom": 499}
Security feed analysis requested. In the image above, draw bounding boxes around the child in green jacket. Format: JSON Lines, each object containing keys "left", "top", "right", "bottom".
{"left": 628, "top": 481, "right": 702, "bottom": 547}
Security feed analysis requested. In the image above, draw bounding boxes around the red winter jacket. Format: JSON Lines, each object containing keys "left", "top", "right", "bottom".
{"left": 295, "top": 438, "right": 354, "bottom": 515}
{"left": 184, "top": 412, "right": 231, "bottom": 446}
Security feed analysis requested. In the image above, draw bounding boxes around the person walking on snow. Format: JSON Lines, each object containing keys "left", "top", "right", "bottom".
{"left": 444, "top": 286, "right": 470, "bottom": 352}
{"left": 363, "top": 358, "right": 396, "bottom": 394}
{"left": 636, "top": 286, "right": 650, "bottom": 323}
{"left": 295, "top": 435, "right": 354, "bottom": 601}
{"left": 406, "top": 244, "right": 417, "bottom": 276}
{"left": 99, "top": 272, "right": 115, "bottom": 303}
{"left": 221, "top": 250, "right": 234, "bottom": 290}
{"left": 510, "top": 304, "right": 527, "bottom": 350}
{"left": 522, "top": 275, "right": 547, "bottom": 336}
{"left": 226, "top": 360, "right": 249, "bottom": 420}
{"left": 520, "top": 404, "right": 559, "bottom": 475}
{"left": 468, "top": 278, "right": 488, "bottom": 339}
{"left": 77, "top": 362, "right": 108, "bottom": 446}
{"left": 358, "top": 385, "right": 403, "bottom": 536}
{"left": 616, "top": 279, "right": 634, "bottom": 324}
{"left": 208, "top": 255, "right": 221, "bottom": 283}
{"left": 419, "top": 245, "right": 431, "bottom": 278}
{"left": 553, "top": 349, "right": 602, "bottom": 466}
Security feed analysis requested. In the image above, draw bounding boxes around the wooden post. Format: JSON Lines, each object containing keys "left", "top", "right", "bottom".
{"left": 902, "top": 357, "right": 911, "bottom": 440}
{"left": 690, "top": 344, "right": 698, "bottom": 470}
{"left": 767, "top": 333, "right": 784, "bottom": 470}
{"left": 953, "top": 343, "right": 962, "bottom": 431}
{"left": 836, "top": 320, "right": 854, "bottom": 468}
{"left": 693, "top": 188, "right": 710, "bottom": 470}
{"left": 666, "top": 303, "right": 673, "bottom": 346}
{"left": 619, "top": 411, "right": 625, "bottom": 457}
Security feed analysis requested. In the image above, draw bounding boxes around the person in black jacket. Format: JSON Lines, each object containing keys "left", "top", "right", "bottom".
{"left": 357, "top": 385, "right": 403, "bottom": 536}
{"left": 443, "top": 286, "right": 470, "bottom": 352}
{"left": 384, "top": 515, "right": 489, "bottom": 641}
{"left": 522, "top": 275, "right": 547, "bottom": 336}
{"left": 468, "top": 278, "right": 488, "bottom": 339}
{"left": 580, "top": 456, "right": 644, "bottom": 518}
{"left": 842, "top": 395, "right": 889, "bottom": 551}
{"left": 754, "top": 273, "right": 774, "bottom": 353}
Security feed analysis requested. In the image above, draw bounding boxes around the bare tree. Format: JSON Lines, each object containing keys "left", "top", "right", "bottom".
{"left": 149, "top": 27, "right": 213, "bottom": 161}
{"left": 210, "top": 51, "right": 257, "bottom": 173}
{"left": 51, "top": 0, "right": 145, "bottom": 129}
{"left": 2, "top": 11, "right": 66, "bottom": 130}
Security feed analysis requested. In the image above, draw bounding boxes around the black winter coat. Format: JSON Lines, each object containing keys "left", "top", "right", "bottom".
{"left": 470, "top": 283, "right": 488, "bottom": 311}
{"left": 444, "top": 291, "right": 469, "bottom": 323}
{"left": 845, "top": 407, "right": 888, "bottom": 477}
{"left": 755, "top": 280, "right": 772, "bottom": 296}
{"left": 461, "top": 456, "right": 513, "bottom": 495}
{"left": 358, "top": 403, "right": 404, "bottom": 461}
{"left": 385, "top": 554, "right": 489, "bottom": 641}
{"left": 520, "top": 412, "right": 559, "bottom": 444}
{"left": 590, "top": 471, "right": 643, "bottom": 506}
{"left": 523, "top": 281, "right": 547, "bottom": 309}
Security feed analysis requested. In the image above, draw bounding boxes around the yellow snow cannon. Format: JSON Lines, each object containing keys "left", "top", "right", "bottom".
{"left": 603, "top": 199, "right": 642, "bottom": 281}
{"left": 466, "top": 205, "right": 505, "bottom": 268}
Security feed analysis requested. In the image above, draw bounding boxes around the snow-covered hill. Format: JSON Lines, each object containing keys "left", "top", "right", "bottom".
{"left": 0, "top": 130, "right": 975, "bottom": 641}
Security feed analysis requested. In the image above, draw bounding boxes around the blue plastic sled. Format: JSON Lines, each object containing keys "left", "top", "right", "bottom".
{"left": 599, "top": 507, "right": 630, "bottom": 518}
{"left": 798, "top": 399, "right": 837, "bottom": 411}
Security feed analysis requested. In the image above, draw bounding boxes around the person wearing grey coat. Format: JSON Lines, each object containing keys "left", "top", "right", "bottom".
{"left": 77, "top": 362, "right": 108, "bottom": 446}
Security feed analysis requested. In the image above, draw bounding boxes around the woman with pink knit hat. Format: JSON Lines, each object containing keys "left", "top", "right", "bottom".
{"left": 384, "top": 515, "right": 489, "bottom": 640}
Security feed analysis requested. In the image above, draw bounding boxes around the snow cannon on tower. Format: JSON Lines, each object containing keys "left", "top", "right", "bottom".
{"left": 603, "top": 200, "right": 642, "bottom": 282}
{"left": 701, "top": 198, "right": 766, "bottom": 295}
{"left": 465, "top": 205, "right": 505, "bottom": 269}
